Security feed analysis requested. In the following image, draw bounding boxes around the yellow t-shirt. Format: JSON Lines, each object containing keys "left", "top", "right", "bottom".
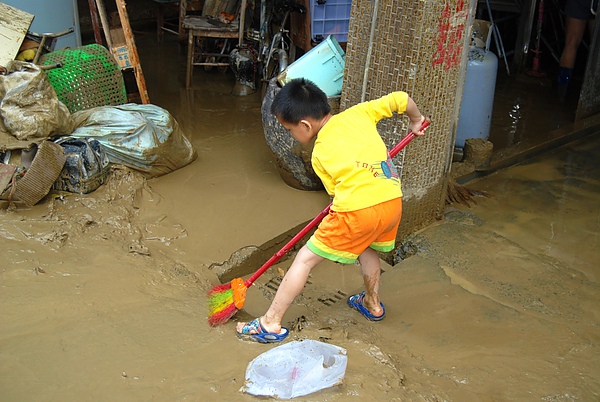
{"left": 311, "top": 91, "right": 409, "bottom": 212}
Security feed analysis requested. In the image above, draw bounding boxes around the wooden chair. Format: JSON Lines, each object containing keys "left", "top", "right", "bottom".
{"left": 154, "top": 0, "right": 204, "bottom": 42}
{"left": 182, "top": 0, "right": 247, "bottom": 88}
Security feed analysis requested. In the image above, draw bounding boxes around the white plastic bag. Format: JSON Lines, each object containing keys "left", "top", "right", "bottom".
{"left": 242, "top": 340, "right": 347, "bottom": 399}
{"left": 0, "top": 61, "right": 73, "bottom": 141}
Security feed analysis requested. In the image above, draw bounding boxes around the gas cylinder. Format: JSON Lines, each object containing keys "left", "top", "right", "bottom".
{"left": 455, "top": 46, "right": 498, "bottom": 148}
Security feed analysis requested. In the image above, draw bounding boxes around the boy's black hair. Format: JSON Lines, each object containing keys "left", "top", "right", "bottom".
{"left": 271, "top": 78, "right": 331, "bottom": 124}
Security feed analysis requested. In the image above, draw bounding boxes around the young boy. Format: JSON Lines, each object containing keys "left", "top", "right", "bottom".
{"left": 237, "top": 78, "right": 427, "bottom": 343}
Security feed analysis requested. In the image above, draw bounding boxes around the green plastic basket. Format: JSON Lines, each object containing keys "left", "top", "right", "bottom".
{"left": 39, "top": 44, "right": 127, "bottom": 113}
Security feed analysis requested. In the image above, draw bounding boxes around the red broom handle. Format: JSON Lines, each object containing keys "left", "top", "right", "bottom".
{"left": 243, "top": 119, "right": 430, "bottom": 288}
{"left": 243, "top": 204, "right": 330, "bottom": 287}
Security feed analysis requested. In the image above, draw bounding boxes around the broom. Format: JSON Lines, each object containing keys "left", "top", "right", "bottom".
{"left": 208, "top": 120, "right": 430, "bottom": 326}
{"left": 445, "top": 178, "right": 490, "bottom": 206}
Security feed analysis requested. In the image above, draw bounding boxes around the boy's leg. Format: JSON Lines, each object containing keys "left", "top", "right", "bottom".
{"left": 236, "top": 245, "right": 324, "bottom": 334}
{"left": 350, "top": 197, "right": 402, "bottom": 319}
{"left": 358, "top": 247, "right": 385, "bottom": 317}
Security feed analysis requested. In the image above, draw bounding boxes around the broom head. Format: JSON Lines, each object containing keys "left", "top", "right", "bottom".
{"left": 207, "top": 278, "right": 247, "bottom": 326}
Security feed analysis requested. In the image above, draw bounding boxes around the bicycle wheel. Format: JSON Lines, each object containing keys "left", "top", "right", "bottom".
{"left": 261, "top": 47, "right": 284, "bottom": 98}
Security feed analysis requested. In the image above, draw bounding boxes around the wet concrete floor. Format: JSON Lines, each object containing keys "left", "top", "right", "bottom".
{"left": 0, "top": 27, "right": 599, "bottom": 400}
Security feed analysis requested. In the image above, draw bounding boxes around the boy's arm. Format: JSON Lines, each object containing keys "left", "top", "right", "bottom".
{"left": 368, "top": 92, "right": 427, "bottom": 136}
{"left": 405, "top": 96, "right": 426, "bottom": 136}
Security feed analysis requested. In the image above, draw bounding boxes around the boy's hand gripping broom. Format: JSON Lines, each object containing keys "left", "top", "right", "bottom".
{"left": 208, "top": 120, "right": 430, "bottom": 326}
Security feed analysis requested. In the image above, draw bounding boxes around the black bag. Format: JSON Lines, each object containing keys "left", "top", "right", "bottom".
{"left": 53, "top": 138, "right": 110, "bottom": 194}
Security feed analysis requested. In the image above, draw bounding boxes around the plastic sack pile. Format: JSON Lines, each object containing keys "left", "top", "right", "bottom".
{"left": 1, "top": 60, "right": 197, "bottom": 206}
{"left": 68, "top": 103, "right": 197, "bottom": 178}
{"left": 242, "top": 340, "right": 348, "bottom": 399}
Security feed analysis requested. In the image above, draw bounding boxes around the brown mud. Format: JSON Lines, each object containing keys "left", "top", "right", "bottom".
{"left": 1, "top": 30, "right": 599, "bottom": 400}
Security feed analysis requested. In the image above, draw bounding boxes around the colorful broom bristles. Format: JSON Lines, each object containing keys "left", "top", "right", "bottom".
{"left": 207, "top": 282, "right": 238, "bottom": 326}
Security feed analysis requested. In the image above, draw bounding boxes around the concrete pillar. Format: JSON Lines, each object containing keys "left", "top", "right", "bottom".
{"left": 342, "top": 0, "right": 477, "bottom": 238}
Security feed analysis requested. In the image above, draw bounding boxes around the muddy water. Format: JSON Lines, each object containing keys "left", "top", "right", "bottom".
{"left": 2, "top": 30, "right": 600, "bottom": 400}
{"left": 488, "top": 72, "right": 576, "bottom": 151}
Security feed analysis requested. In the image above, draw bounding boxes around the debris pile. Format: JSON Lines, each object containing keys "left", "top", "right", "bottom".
{"left": 0, "top": 2, "right": 195, "bottom": 209}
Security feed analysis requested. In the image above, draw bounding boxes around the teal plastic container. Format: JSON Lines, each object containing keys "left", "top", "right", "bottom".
{"left": 277, "top": 35, "right": 346, "bottom": 96}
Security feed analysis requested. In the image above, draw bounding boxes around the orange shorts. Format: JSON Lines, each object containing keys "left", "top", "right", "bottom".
{"left": 306, "top": 198, "right": 403, "bottom": 264}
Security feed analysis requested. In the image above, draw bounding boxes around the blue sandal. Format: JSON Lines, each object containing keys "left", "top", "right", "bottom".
{"left": 237, "top": 317, "right": 289, "bottom": 343}
{"left": 347, "top": 292, "right": 386, "bottom": 321}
